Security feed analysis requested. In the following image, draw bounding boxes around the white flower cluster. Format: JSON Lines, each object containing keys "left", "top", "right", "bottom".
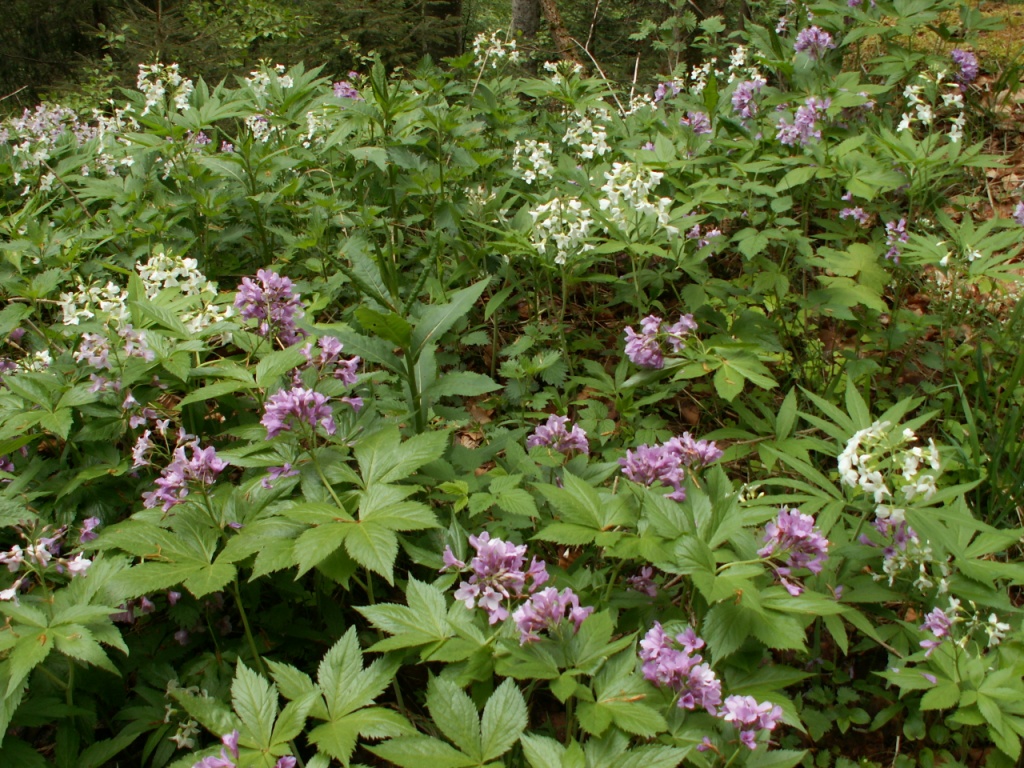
{"left": 137, "top": 63, "right": 194, "bottom": 116}
{"left": 529, "top": 197, "right": 595, "bottom": 265}
{"left": 727, "top": 46, "right": 763, "bottom": 83}
{"left": 838, "top": 420, "right": 941, "bottom": 519}
{"left": 136, "top": 252, "right": 234, "bottom": 333}
{"left": 245, "top": 64, "right": 293, "bottom": 100}
{"left": 543, "top": 60, "right": 584, "bottom": 86}
{"left": 59, "top": 279, "right": 131, "bottom": 326}
{"left": 689, "top": 59, "right": 723, "bottom": 95}
{"left": 941, "top": 85, "right": 966, "bottom": 143}
{"left": 598, "top": 162, "right": 677, "bottom": 235}
{"left": 513, "top": 139, "right": 554, "bottom": 184}
{"left": 245, "top": 113, "right": 272, "bottom": 143}
{"left": 562, "top": 111, "right": 610, "bottom": 160}
{"left": 471, "top": 32, "right": 521, "bottom": 69}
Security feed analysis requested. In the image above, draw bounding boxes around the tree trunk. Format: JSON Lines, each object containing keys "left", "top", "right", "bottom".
{"left": 511, "top": 0, "right": 539, "bottom": 38}
{"left": 538, "top": 0, "right": 584, "bottom": 66}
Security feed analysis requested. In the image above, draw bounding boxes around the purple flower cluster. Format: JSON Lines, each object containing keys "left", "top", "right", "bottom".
{"left": 654, "top": 81, "right": 683, "bottom": 103}
{"left": 141, "top": 441, "right": 228, "bottom": 512}
{"left": 194, "top": 730, "right": 297, "bottom": 768}
{"left": 624, "top": 314, "right": 698, "bottom": 369}
{"left": 686, "top": 223, "right": 722, "bottom": 251}
{"left": 302, "top": 336, "right": 361, "bottom": 385}
{"left": 681, "top": 111, "right": 712, "bottom": 135}
{"left": 919, "top": 606, "right": 953, "bottom": 656}
{"left": 443, "top": 532, "right": 549, "bottom": 624}
{"left": 262, "top": 386, "right": 337, "bottom": 439}
{"left": 757, "top": 507, "right": 829, "bottom": 595}
{"left": 839, "top": 194, "right": 870, "bottom": 227}
{"left": 512, "top": 586, "right": 594, "bottom": 644}
{"left": 794, "top": 26, "right": 836, "bottom": 60}
{"left": 526, "top": 415, "right": 589, "bottom": 456}
{"left": 721, "top": 695, "right": 784, "bottom": 749}
{"left": 627, "top": 566, "right": 658, "bottom": 597}
{"left": 332, "top": 79, "right": 363, "bottom": 100}
{"left": 640, "top": 622, "right": 722, "bottom": 713}
{"left": 619, "top": 433, "right": 723, "bottom": 502}
{"left": 732, "top": 79, "right": 765, "bottom": 120}
{"left": 234, "top": 269, "right": 305, "bottom": 345}
{"left": 1013, "top": 201, "right": 1024, "bottom": 227}
{"left": 885, "top": 218, "right": 909, "bottom": 262}
{"left": 777, "top": 97, "right": 830, "bottom": 147}
{"left": 951, "top": 49, "right": 979, "bottom": 86}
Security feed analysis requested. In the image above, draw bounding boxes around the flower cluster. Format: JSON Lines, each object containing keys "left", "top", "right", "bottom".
{"left": 137, "top": 62, "right": 194, "bottom": 116}
{"left": 777, "top": 96, "right": 830, "bottom": 147}
{"left": 512, "top": 587, "right": 594, "bottom": 644}
{"left": 598, "top": 162, "right": 676, "bottom": 235}
{"left": 528, "top": 196, "right": 595, "bottom": 265}
{"left": 757, "top": 507, "right": 829, "bottom": 595}
{"left": 950, "top": 49, "right": 979, "bottom": 86}
{"left": 685, "top": 222, "right": 723, "bottom": 252}
{"left": 1014, "top": 201, "right": 1024, "bottom": 227}
{"left": 332, "top": 74, "right": 363, "bottom": 100}
{"left": 137, "top": 252, "right": 232, "bottom": 333}
{"left": 302, "top": 336, "right": 361, "bottom": 386}
{"left": 639, "top": 623, "right": 722, "bottom": 713}
{"left": 919, "top": 603, "right": 955, "bottom": 657}
{"left": 721, "top": 695, "right": 784, "bottom": 749}
{"left": 191, "top": 729, "right": 294, "bottom": 768}
{"left": 884, "top": 218, "right": 910, "bottom": 262}
{"left": 680, "top": 111, "right": 712, "bottom": 136}
{"left": 245, "top": 64, "right": 293, "bottom": 101}
{"left": 471, "top": 31, "right": 521, "bottom": 69}
{"left": 794, "top": 26, "right": 836, "bottom": 60}
{"left": 513, "top": 139, "right": 554, "bottom": 185}
{"left": 619, "top": 433, "right": 723, "bottom": 502}
{"left": 526, "top": 415, "right": 589, "bottom": 456}
{"left": 234, "top": 269, "right": 305, "bottom": 345}
{"left": 839, "top": 420, "right": 941, "bottom": 511}
{"left": 623, "top": 314, "right": 697, "bottom": 369}
{"left": 732, "top": 78, "right": 765, "bottom": 120}
{"left": 0, "top": 525, "right": 92, "bottom": 603}
{"left": 839, "top": 191, "right": 870, "bottom": 227}
{"left": 59, "top": 279, "right": 130, "bottom": 326}
{"left": 562, "top": 111, "right": 611, "bottom": 160}
{"left": 141, "top": 439, "right": 227, "bottom": 512}
{"left": 896, "top": 80, "right": 935, "bottom": 134}
{"left": 443, "top": 532, "right": 549, "bottom": 624}
{"left": 261, "top": 386, "right": 337, "bottom": 439}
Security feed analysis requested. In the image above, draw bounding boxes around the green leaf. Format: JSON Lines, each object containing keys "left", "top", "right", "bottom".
{"left": 745, "top": 749, "right": 808, "bottom": 768}
{"left": 294, "top": 523, "right": 353, "bottom": 577}
{"left": 355, "top": 307, "right": 413, "bottom": 348}
{"left": 520, "top": 734, "right": 565, "bottom": 768}
{"left": 255, "top": 346, "right": 308, "bottom": 387}
{"left": 133, "top": 299, "right": 191, "bottom": 338}
{"left": 8, "top": 629, "right": 53, "bottom": 696}
{"left": 480, "top": 679, "right": 527, "bottom": 761}
{"left": 369, "top": 735, "right": 478, "bottom": 768}
{"left": 424, "top": 371, "right": 502, "bottom": 398}
{"left": 344, "top": 523, "right": 398, "bottom": 583}
{"left": 354, "top": 426, "right": 448, "bottom": 487}
{"left": 232, "top": 661, "right": 278, "bottom": 750}
{"left": 920, "top": 681, "right": 961, "bottom": 711}
{"left": 428, "top": 677, "right": 481, "bottom": 761}
{"left": 179, "top": 379, "right": 253, "bottom": 407}
{"left": 359, "top": 576, "right": 452, "bottom": 651}
{"left": 410, "top": 280, "right": 490, "bottom": 361}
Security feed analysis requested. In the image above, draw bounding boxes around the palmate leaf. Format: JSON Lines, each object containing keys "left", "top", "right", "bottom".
{"left": 344, "top": 523, "right": 398, "bottom": 583}
{"left": 480, "top": 679, "right": 528, "bottom": 761}
{"left": 359, "top": 576, "right": 453, "bottom": 652}
{"left": 232, "top": 661, "right": 278, "bottom": 750}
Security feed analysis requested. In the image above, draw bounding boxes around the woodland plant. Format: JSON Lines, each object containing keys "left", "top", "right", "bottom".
{"left": 0, "top": 0, "right": 1023, "bottom": 765}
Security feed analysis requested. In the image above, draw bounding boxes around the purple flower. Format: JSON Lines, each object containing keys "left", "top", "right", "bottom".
{"left": 79, "top": 517, "right": 101, "bottom": 544}
{"left": 220, "top": 141, "right": 234, "bottom": 153}
{"left": 627, "top": 566, "right": 658, "bottom": 597}
{"left": 141, "top": 441, "right": 227, "bottom": 512}
{"left": 732, "top": 79, "right": 764, "bottom": 120}
{"left": 0, "top": 455, "right": 13, "bottom": 476}
{"left": 512, "top": 586, "right": 593, "bottom": 644}
{"left": 174, "top": 628, "right": 189, "bottom": 645}
{"left": 642, "top": 141, "right": 656, "bottom": 151}
{"left": 777, "top": 96, "right": 830, "bottom": 147}
{"left": 758, "top": 507, "right": 829, "bottom": 595}
{"left": 527, "top": 415, "right": 589, "bottom": 456}
{"left": 619, "top": 433, "right": 721, "bottom": 502}
{"left": 885, "top": 218, "right": 909, "bottom": 262}
{"left": 840, "top": 207, "right": 870, "bottom": 226}
{"left": 639, "top": 622, "right": 722, "bottom": 715}
{"left": 234, "top": 269, "right": 305, "bottom": 345}
{"left": 261, "top": 463, "right": 300, "bottom": 489}
{"left": 794, "top": 26, "right": 836, "bottom": 60}
{"left": 75, "top": 333, "right": 112, "bottom": 370}
{"left": 274, "top": 759, "right": 297, "bottom": 768}
{"left": 1013, "top": 201, "right": 1024, "bottom": 226}
{"left": 685, "top": 224, "right": 722, "bottom": 251}
{"left": 446, "top": 532, "right": 548, "bottom": 624}
{"left": 624, "top": 314, "right": 697, "bottom": 368}
{"left": 920, "top": 606, "right": 953, "bottom": 656}
{"left": 682, "top": 111, "right": 712, "bottom": 135}
{"left": 262, "top": 387, "right": 336, "bottom": 439}
{"left": 721, "top": 695, "right": 783, "bottom": 749}
{"left": 333, "top": 80, "right": 363, "bottom": 100}
{"left": 654, "top": 81, "right": 682, "bottom": 103}
{"left": 951, "top": 49, "right": 979, "bottom": 85}
{"left": 222, "top": 731, "right": 239, "bottom": 760}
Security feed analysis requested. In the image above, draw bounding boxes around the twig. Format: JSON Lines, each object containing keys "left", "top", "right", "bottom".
{"left": 584, "top": 0, "right": 603, "bottom": 54}
{"left": 1, "top": 86, "right": 27, "bottom": 102}
{"left": 571, "top": 38, "right": 626, "bottom": 115}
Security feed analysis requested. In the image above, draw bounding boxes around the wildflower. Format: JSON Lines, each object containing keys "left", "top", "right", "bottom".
{"left": 950, "top": 49, "right": 979, "bottom": 85}
{"left": 220, "top": 141, "right": 234, "bottom": 153}
{"left": 732, "top": 78, "right": 765, "bottom": 120}
{"left": 234, "top": 269, "right": 305, "bottom": 345}
{"left": 985, "top": 614, "right": 1011, "bottom": 646}
{"left": 639, "top": 622, "right": 722, "bottom": 714}
{"left": 794, "top": 26, "right": 836, "bottom": 60}
{"left": 526, "top": 415, "right": 589, "bottom": 456}
{"left": 919, "top": 605, "right": 954, "bottom": 656}
{"left": 0, "top": 455, "right": 13, "bottom": 476}
{"left": 0, "top": 577, "right": 24, "bottom": 603}
{"left": 681, "top": 111, "right": 712, "bottom": 135}
{"left": 720, "top": 694, "right": 784, "bottom": 749}
{"left": 777, "top": 97, "right": 830, "bottom": 147}
{"left": 758, "top": 507, "right": 829, "bottom": 595}
{"left": 620, "top": 433, "right": 721, "bottom": 502}
{"left": 261, "top": 463, "right": 299, "bottom": 489}
{"left": 512, "top": 586, "right": 593, "bottom": 643}
{"left": 0, "top": 545, "right": 24, "bottom": 572}
{"left": 65, "top": 553, "right": 92, "bottom": 576}
{"left": 627, "top": 566, "right": 658, "bottom": 597}
{"left": 141, "top": 441, "right": 227, "bottom": 512}
{"left": 132, "top": 430, "right": 155, "bottom": 468}
{"left": 262, "top": 387, "right": 336, "bottom": 439}
{"left": 443, "top": 532, "right": 548, "bottom": 624}
{"left": 623, "top": 314, "right": 697, "bottom": 369}
{"left": 332, "top": 80, "right": 363, "bottom": 100}
{"left": 840, "top": 207, "right": 870, "bottom": 226}
{"left": 654, "top": 81, "right": 682, "bottom": 103}
{"left": 1013, "top": 202, "right": 1024, "bottom": 226}
{"left": 885, "top": 218, "right": 909, "bottom": 262}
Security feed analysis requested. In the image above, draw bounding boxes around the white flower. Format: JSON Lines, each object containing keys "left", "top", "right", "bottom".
{"left": 66, "top": 553, "right": 92, "bottom": 577}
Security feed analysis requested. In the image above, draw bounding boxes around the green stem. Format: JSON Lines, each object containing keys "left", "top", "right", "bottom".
{"left": 37, "top": 664, "right": 69, "bottom": 691}
{"left": 311, "top": 451, "right": 346, "bottom": 510}
{"left": 231, "top": 579, "right": 267, "bottom": 676}
{"left": 403, "top": 348, "right": 425, "bottom": 434}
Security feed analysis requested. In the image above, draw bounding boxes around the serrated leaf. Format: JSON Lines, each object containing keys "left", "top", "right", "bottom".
{"left": 369, "top": 735, "right": 477, "bottom": 768}
{"left": 355, "top": 307, "right": 412, "bottom": 348}
{"left": 179, "top": 379, "right": 253, "bottom": 407}
{"left": 52, "top": 624, "right": 118, "bottom": 674}
{"left": 255, "top": 346, "right": 308, "bottom": 387}
{"left": 294, "top": 523, "right": 353, "bottom": 576}
{"left": 354, "top": 427, "right": 447, "bottom": 487}
{"left": 359, "top": 576, "right": 452, "bottom": 651}
{"left": 344, "top": 523, "right": 398, "bottom": 583}
{"left": 428, "top": 677, "right": 481, "bottom": 760}
{"left": 520, "top": 734, "right": 565, "bottom": 768}
{"left": 481, "top": 679, "right": 527, "bottom": 761}
{"left": 232, "top": 661, "right": 278, "bottom": 749}
{"left": 410, "top": 280, "right": 489, "bottom": 360}
{"left": 8, "top": 629, "right": 53, "bottom": 696}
